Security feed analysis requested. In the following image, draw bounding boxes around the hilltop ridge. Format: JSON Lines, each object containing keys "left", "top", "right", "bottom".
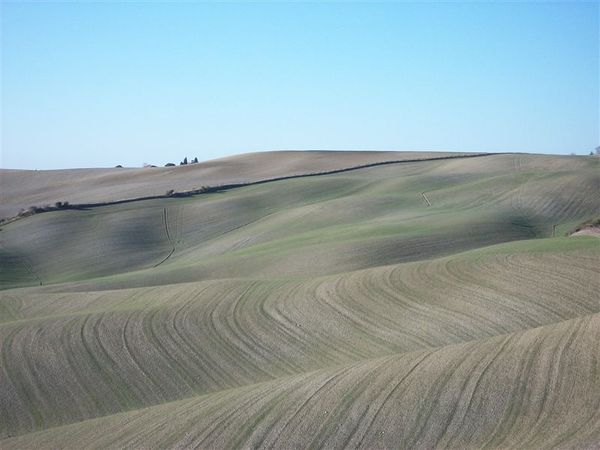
{"left": 1, "top": 150, "right": 474, "bottom": 219}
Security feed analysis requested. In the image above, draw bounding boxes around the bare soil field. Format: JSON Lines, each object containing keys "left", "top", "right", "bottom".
{"left": 0, "top": 150, "right": 470, "bottom": 219}
{"left": 0, "top": 151, "right": 598, "bottom": 449}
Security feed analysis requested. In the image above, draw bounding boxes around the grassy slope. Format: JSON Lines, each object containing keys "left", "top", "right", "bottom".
{"left": 0, "top": 152, "right": 599, "bottom": 448}
{"left": 0, "top": 150, "right": 466, "bottom": 219}
{"left": 1, "top": 154, "right": 597, "bottom": 290}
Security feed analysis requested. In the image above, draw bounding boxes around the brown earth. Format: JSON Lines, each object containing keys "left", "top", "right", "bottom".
{"left": 0, "top": 150, "right": 470, "bottom": 219}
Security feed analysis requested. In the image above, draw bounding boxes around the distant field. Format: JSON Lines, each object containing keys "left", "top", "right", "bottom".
{"left": 1, "top": 151, "right": 599, "bottom": 448}
{"left": 0, "top": 150, "right": 471, "bottom": 219}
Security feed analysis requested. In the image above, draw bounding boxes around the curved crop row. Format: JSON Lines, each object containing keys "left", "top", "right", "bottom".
{"left": 0, "top": 239, "right": 598, "bottom": 437}
{"left": 3, "top": 313, "right": 599, "bottom": 449}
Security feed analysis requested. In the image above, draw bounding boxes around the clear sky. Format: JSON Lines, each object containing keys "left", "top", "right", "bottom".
{"left": 1, "top": 1, "right": 598, "bottom": 169}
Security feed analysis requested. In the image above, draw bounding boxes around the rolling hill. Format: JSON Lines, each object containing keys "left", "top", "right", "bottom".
{"left": 0, "top": 150, "right": 470, "bottom": 220}
{"left": 0, "top": 151, "right": 598, "bottom": 449}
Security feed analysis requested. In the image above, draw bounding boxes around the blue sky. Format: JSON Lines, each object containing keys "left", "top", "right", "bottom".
{"left": 1, "top": 2, "right": 598, "bottom": 169}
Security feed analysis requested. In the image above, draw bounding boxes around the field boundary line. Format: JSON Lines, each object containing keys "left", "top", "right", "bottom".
{"left": 1, "top": 153, "right": 496, "bottom": 224}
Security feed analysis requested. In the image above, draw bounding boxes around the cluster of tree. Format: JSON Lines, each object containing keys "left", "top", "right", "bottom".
{"left": 571, "top": 147, "right": 600, "bottom": 156}
{"left": 163, "top": 157, "right": 199, "bottom": 166}
{"left": 115, "top": 157, "right": 202, "bottom": 167}
{"left": 165, "top": 185, "right": 211, "bottom": 197}
{"left": 179, "top": 157, "right": 199, "bottom": 165}
{"left": 14, "top": 201, "right": 71, "bottom": 219}
{"left": 581, "top": 147, "right": 600, "bottom": 156}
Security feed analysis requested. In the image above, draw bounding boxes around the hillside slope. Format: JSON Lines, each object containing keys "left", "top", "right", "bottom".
{"left": 1, "top": 153, "right": 597, "bottom": 290}
{"left": 4, "top": 312, "right": 599, "bottom": 449}
{"left": 0, "top": 150, "right": 469, "bottom": 219}
{"left": 0, "top": 152, "right": 598, "bottom": 448}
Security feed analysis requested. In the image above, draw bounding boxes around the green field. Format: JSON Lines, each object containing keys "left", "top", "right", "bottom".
{"left": 1, "top": 152, "right": 599, "bottom": 448}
